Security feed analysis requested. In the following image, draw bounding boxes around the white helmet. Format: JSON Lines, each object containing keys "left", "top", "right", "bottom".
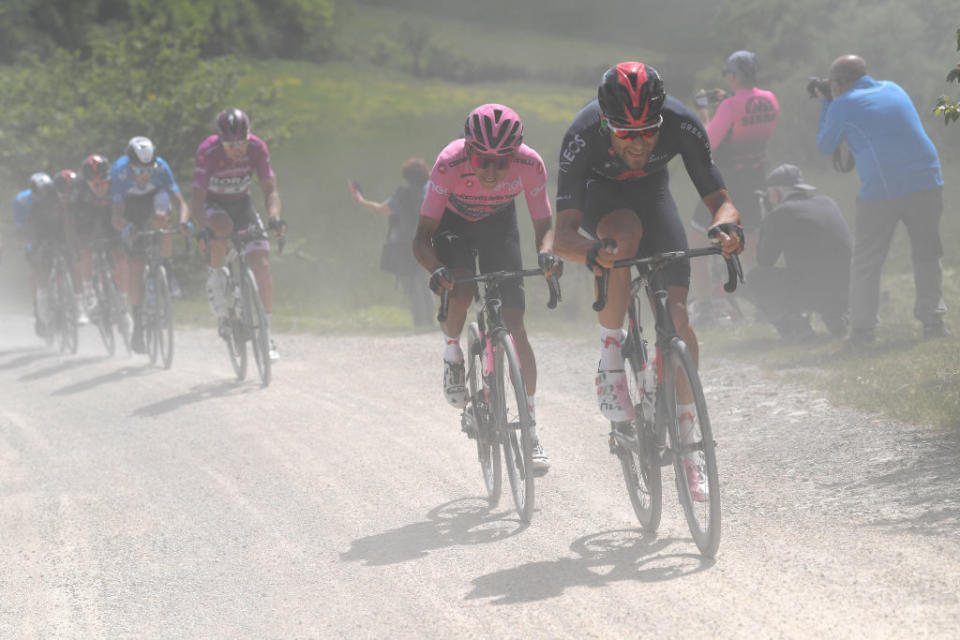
{"left": 126, "top": 136, "right": 157, "bottom": 168}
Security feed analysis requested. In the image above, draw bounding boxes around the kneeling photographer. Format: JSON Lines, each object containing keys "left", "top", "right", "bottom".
{"left": 746, "top": 164, "right": 852, "bottom": 341}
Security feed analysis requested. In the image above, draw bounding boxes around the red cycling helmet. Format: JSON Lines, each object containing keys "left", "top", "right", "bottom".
{"left": 216, "top": 108, "right": 250, "bottom": 143}
{"left": 80, "top": 154, "right": 110, "bottom": 183}
{"left": 53, "top": 169, "right": 77, "bottom": 198}
{"left": 463, "top": 104, "right": 523, "bottom": 156}
{"left": 597, "top": 62, "right": 666, "bottom": 129}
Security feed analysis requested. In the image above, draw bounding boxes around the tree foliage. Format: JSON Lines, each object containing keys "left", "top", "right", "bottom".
{"left": 935, "top": 28, "right": 960, "bottom": 125}
{"left": 0, "top": 23, "right": 285, "bottom": 186}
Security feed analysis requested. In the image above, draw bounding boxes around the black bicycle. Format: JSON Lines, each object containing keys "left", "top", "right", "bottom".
{"left": 208, "top": 221, "right": 284, "bottom": 387}
{"left": 89, "top": 236, "right": 131, "bottom": 356}
{"left": 132, "top": 228, "right": 179, "bottom": 369}
{"left": 594, "top": 243, "right": 742, "bottom": 557}
{"left": 438, "top": 264, "right": 560, "bottom": 523}
{"left": 45, "top": 242, "right": 79, "bottom": 354}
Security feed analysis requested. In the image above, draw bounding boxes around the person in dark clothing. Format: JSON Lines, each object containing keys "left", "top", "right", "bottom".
{"left": 746, "top": 164, "right": 853, "bottom": 340}
{"left": 350, "top": 157, "right": 433, "bottom": 328}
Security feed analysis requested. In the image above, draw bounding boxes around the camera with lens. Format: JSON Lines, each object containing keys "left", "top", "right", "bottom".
{"left": 694, "top": 88, "right": 728, "bottom": 109}
{"left": 806, "top": 77, "right": 832, "bottom": 100}
{"left": 754, "top": 188, "right": 772, "bottom": 217}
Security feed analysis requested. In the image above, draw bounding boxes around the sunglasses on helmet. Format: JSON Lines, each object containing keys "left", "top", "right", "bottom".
{"left": 469, "top": 152, "right": 513, "bottom": 171}
{"left": 606, "top": 114, "right": 663, "bottom": 140}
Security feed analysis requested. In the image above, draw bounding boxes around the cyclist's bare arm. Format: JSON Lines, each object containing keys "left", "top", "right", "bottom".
{"left": 412, "top": 215, "right": 447, "bottom": 283}
{"left": 171, "top": 191, "right": 190, "bottom": 225}
{"left": 532, "top": 217, "right": 561, "bottom": 278}
{"left": 555, "top": 208, "right": 619, "bottom": 274}
{"left": 190, "top": 188, "right": 207, "bottom": 226}
{"left": 111, "top": 203, "right": 126, "bottom": 232}
{"left": 701, "top": 189, "right": 742, "bottom": 256}
{"left": 261, "top": 176, "right": 282, "bottom": 222}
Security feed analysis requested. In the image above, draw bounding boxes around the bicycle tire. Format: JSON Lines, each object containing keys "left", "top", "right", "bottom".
{"left": 663, "top": 337, "right": 721, "bottom": 557}
{"left": 107, "top": 275, "right": 132, "bottom": 355}
{"left": 619, "top": 327, "right": 662, "bottom": 533}
{"left": 143, "top": 267, "right": 160, "bottom": 365}
{"left": 56, "top": 261, "right": 79, "bottom": 355}
{"left": 241, "top": 267, "right": 270, "bottom": 387}
{"left": 155, "top": 265, "right": 175, "bottom": 369}
{"left": 92, "top": 269, "right": 116, "bottom": 357}
{"left": 493, "top": 330, "right": 535, "bottom": 522}
{"left": 467, "top": 322, "right": 500, "bottom": 504}
{"left": 225, "top": 266, "right": 248, "bottom": 381}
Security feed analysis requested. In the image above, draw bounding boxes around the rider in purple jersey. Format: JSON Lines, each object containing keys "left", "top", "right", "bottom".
{"left": 413, "top": 104, "right": 561, "bottom": 472}
{"left": 191, "top": 108, "right": 285, "bottom": 361}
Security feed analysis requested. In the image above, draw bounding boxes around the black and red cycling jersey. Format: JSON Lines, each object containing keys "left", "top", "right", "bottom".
{"left": 555, "top": 96, "right": 725, "bottom": 214}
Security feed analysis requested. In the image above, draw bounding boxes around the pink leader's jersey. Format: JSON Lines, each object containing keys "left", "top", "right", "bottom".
{"left": 420, "top": 139, "right": 552, "bottom": 222}
{"left": 706, "top": 87, "right": 779, "bottom": 162}
{"left": 192, "top": 133, "right": 275, "bottom": 203}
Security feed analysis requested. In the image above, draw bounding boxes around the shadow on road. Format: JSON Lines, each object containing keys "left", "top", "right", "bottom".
{"left": 466, "top": 529, "right": 713, "bottom": 605}
{"left": 341, "top": 498, "right": 525, "bottom": 567}
{"left": 131, "top": 379, "right": 255, "bottom": 418}
{"left": 52, "top": 365, "right": 158, "bottom": 396}
{"left": 18, "top": 356, "right": 104, "bottom": 382}
{"left": 861, "top": 430, "right": 960, "bottom": 536}
{"left": 0, "top": 350, "right": 57, "bottom": 371}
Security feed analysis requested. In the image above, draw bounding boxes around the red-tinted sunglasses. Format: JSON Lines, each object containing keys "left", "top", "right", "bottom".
{"left": 469, "top": 153, "right": 513, "bottom": 171}
{"left": 607, "top": 114, "right": 663, "bottom": 140}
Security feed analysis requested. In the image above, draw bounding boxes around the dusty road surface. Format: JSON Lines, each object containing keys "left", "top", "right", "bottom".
{"left": 1, "top": 314, "right": 958, "bottom": 638}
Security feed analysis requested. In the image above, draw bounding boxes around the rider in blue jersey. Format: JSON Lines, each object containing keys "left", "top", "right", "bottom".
{"left": 110, "top": 136, "right": 191, "bottom": 353}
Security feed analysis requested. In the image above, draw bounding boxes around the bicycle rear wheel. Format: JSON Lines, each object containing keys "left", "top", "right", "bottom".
{"left": 241, "top": 267, "right": 270, "bottom": 387}
{"left": 619, "top": 328, "right": 662, "bottom": 533}
{"left": 55, "top": 263, "right": 79, "bottom": 355}
{"left": 663, "top": 337, "right": 721, "bottom": 557}
{"left": 92, "top": 269, "right": 116, "bottom": 356}
{"left": 467, "top": 322, "right": 500, "bottom": 504}
{"left": 155, "top": 265, "right": 175, "bottom": 369}
{"left": 493, "top": 330, "right": 535, "bottom": 522}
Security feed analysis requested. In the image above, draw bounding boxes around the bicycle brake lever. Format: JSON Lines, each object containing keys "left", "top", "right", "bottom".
{"left": 593, "top": 270, "right": 610, "bottom": 312}
{"left": 546, "top": 274, "right": 561, "bottom": 310}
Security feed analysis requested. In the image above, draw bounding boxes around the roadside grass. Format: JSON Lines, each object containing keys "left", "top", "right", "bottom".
{"left": 701, "top": 268, "right": 960, "bottom": 431}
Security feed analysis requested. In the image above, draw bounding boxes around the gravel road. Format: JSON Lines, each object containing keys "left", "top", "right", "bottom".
{"left": 1, "top": 315, "right": 958, "bottom": 638}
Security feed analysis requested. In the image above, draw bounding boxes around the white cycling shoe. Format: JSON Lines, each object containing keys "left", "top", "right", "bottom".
{"left": 443, "top": 360, "right": 467, "bottom": 409}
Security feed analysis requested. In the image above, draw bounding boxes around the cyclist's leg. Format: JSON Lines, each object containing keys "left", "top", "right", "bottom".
{"left": 123, "top": 194, "right": 153, "bottom": 307}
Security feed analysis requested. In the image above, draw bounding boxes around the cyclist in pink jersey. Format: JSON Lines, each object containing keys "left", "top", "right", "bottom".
{"left": 413, "top": 103, "right": 561, "bottom": 472}
{"left": 191, "top": 108, "right": 286, "bottom": 361}
{"left": 690, "top": 50, "right": 779, "bottom": 322}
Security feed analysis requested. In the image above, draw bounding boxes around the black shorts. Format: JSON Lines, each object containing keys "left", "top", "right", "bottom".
{"left": 432, "top": 205, "right": 525, "bottom": 310}
{"left": 123, "top": 192, "right": 163, "bottom": 226}
{"left": 581, "top": 175, "right": 690, "bottom": 288}
{"left": 207, "top": 195, "right": 262, "bottom": 230}
{"left": 691, "top": 164, "right": 764, "bottom": 233}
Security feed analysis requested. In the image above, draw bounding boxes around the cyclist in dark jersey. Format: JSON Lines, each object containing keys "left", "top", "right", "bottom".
{"left": 553, "top": 62, "right": 742, "bottom": 448}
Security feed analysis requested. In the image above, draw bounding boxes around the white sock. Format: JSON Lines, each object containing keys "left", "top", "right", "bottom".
{"left": 442, "top": 332, "right": 463, "bottom": 363}
{"left": 527, "top": 394, "right": 539, "bottom": 440}
{"left": 265, "top": 312, "right": 273, "bottom": 340}
{"left": 599, "top": 326, "right": 626, "bottom": 370}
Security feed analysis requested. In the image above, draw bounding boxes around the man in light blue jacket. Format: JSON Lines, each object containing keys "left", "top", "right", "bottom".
{"left": 815, "top": 54, "right": 946, "bottom": 344}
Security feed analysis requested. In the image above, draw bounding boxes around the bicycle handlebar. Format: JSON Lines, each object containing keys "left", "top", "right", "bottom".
{"left": 437, "top": 268, "right": 562, "bottom": 324}
{"left": 592, "top": 245, "right": 743, "bottom": 313}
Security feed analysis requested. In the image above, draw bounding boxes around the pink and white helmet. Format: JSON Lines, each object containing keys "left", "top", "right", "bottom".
{"left": 463, "top": 104, "right": 523, "bottom": 156}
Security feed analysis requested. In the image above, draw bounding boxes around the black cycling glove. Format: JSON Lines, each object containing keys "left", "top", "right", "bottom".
{"left": 538, "top": 251, "right": 563, "bottom": 276}
{"left": 585, "top": 238, "right": 617, "bottom": 271}
{"left": 708, "top": 223, "right": 745, "bottom": 252}
{"left": 429, "top": 266, "right": 451, "bottom": 294}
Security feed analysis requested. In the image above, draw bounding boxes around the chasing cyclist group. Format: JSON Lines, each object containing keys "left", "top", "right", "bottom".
{"left": 13, "top": 62, "right": 745, "bottom": 497}
{"left": 413, "top": 61, "right": 744, "bottom": 491}
{"left": 13, "top": 108, "right": 286, "bottom": 361}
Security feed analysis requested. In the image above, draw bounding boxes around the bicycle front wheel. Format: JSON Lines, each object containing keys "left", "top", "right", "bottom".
{"left": 224, "top": 268, "right": 248, "bottom": 381}
{"left": 467, "top": 322, "right": 500, "bottom": 504}
{"left": 493, "top": 330, "right": 535, "bottom": 523}
{"left": 92, "top": 269, "right": 116, "bottom": 357}
{"left": 619, "top": 328, "right": 662, "bottom": 533}
{"left": 155, "top": 265, "right": 175, "bottom": 369}
{"left": 241, "top": 267, "right": 271, "bottom": 387}
{"left": 663, "top": 338, "right": 721, "bottom": 557}
{"left": 56, "top": 262, "right": 79, "bottom": 355}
